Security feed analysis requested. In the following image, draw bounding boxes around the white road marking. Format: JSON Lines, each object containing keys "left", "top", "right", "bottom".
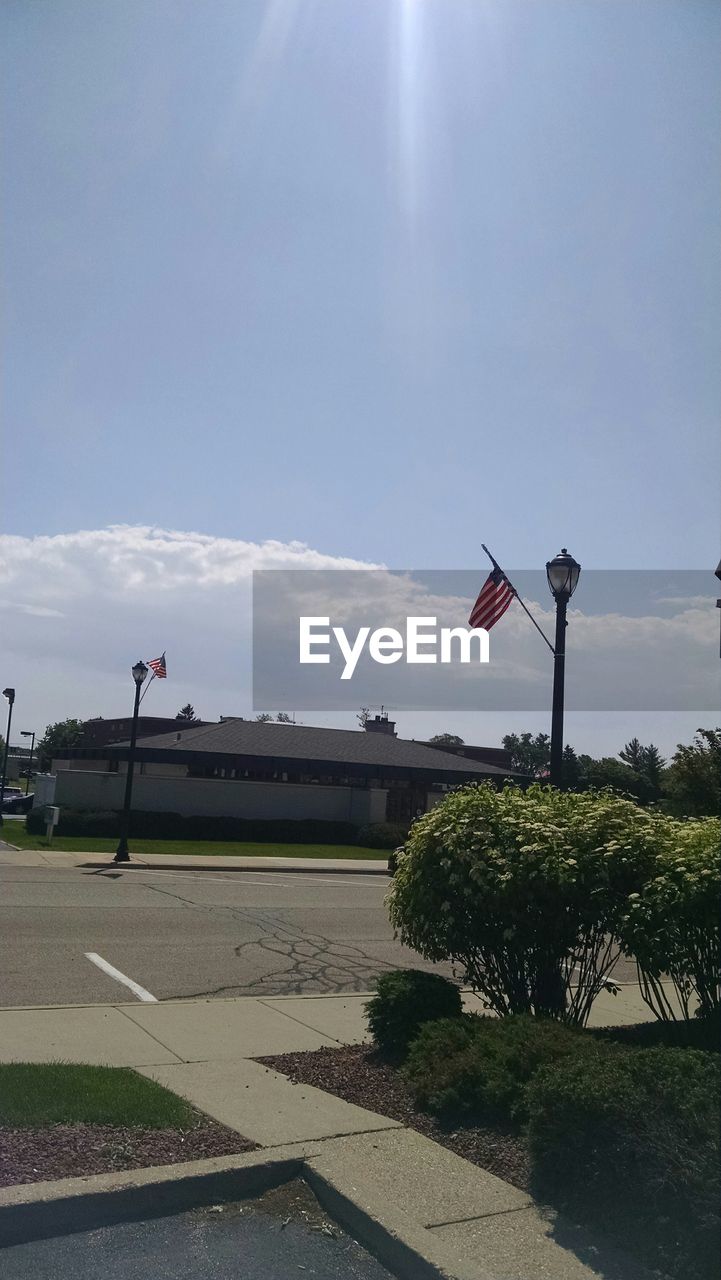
{"left": 84, "top": 952, "right": 158, "bottom": 1002}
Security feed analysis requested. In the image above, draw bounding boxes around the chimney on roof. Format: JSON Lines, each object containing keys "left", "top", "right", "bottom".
{"left": 364, "top": 713, "right": 396, "bottom": 737}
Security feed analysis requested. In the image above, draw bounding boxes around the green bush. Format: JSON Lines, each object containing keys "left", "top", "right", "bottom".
{"left": 404, "top": 1014, "right": 598, "bottom": 1124}
{"left": 618, "top": 815, "right": 720, "bottom": 1022}
{"left": 355, "top": 822, "right": 409, "bottom": 849}
{"left": 527, "top": 1046, "right": 721, "bottom": 1280}
{"left": 387, "top": 783, "right": 660, "bottom": 1024}
{"left": 26, "top": 808, "right": 361, "bottom": 845}
{"left": 365, "top": 969, "right": 462, "bottom": 1058}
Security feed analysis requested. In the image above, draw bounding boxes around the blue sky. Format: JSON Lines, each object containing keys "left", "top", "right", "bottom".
{"left": 1, "top": 1, "right": 719, "bottom": 751}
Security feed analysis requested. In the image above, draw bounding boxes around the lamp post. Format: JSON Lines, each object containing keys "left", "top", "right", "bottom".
{"left": 715, "top": 559, "right": 721, "bottom": 660}
{"left": 20, "top": 731, "right": 35, "bottom": 795}
{"left": 114, "top": 661, "right": 148, "bottom": 864}
{"left": 546, "top": 550, "right": 581, "bottom": 788}
{"left": 0, "top": 688, "right": 16, "bottom": 828}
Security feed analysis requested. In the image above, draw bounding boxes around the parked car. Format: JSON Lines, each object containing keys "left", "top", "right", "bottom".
{"left": 1, "top": 788, "right": 33, "bottom": 814}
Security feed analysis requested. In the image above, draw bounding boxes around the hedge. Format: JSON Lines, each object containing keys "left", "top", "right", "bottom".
{"left": 26, "top": 808, "right": 363, "bottom": 845}
{"left": 527, "top": 1045, "right": 721, "bottom": 1280}
{"left": 403, "top": 1013, "right": 599, "bottom": 1124}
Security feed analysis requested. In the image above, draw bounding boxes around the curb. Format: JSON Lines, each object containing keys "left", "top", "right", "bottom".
{"left": 0, "top": 1148, "right": 476, "bottom": 1280}
{"left": 0, "top": 1150, "right": 302, "bottom": 1249}
{"left": 79, "top": 860, "right": 390, "bottom": 876}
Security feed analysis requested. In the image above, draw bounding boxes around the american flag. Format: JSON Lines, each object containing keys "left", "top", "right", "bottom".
{"left": 468, "top": 568, "right": 515, "bottom": 631}
{"left": 148, "top": 653, "right": 167, "bottom": 679}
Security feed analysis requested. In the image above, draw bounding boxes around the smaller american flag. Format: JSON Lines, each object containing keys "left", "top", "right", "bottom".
{"left": 148, "top": 653, "right": 167, "bottom": 679}
{"left": 468, "top": 568, "right": 515, "bottom": 631}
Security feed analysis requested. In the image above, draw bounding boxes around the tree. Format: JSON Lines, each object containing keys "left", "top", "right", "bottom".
{"left": 36, "top": 719, "right": 85, "bottom": 769}
{"left": 255, "top": 713, "right": 273, "bottom": 722}
{"left": 176, "top": 704, "right": 198, "bottom": 722}
{"left": 357, "top": 708, "right": 371, "bottom": 728}
{"left": 502, "top": 732, "right": 551, "bottom": 778}
{"left": 663, "top": 729, "right": 721, "bottom": 818}
{"left": 428, "top": 733, "right": 464, "bottom": 747}
{"left": 276, "top": 712, "right": 293, "bottom": 723}
{"left": 562, "top": 744, "right": 584, "bottom": 790}
{"left": 619, "top": 737, "right": 644, "bottom": 772}
{"left": 577, "top": 755, "right": 650, "bottom": 803}
{"left": 619, "top": 739, "right": 666, "bottom": 801}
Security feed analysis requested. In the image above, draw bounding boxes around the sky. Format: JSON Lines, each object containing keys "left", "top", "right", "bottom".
{"left": 1, "top": 0, "right": 719, "bottom": 755}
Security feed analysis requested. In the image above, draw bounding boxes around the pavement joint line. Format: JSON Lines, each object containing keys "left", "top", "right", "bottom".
{"left": 255, "top": 997, "right": 350, "bottom": 1044}
{"left": 113, "top": 1006, "right": 186, "bottom": 1063}
{"left": 84, "top": 952, "right": 158, "bottom": 1003}
{"left": 424, "top": 1204, "right": 535, "bottom": 1230}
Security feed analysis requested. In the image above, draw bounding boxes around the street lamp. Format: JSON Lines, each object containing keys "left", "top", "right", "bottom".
{"left": 546, "top": 549, "right": 581, "bottom": 788}
{"left": 0, "top": 688, "right": 16, "bottom": 828}
{"left": 715, "top": 559, "right": 721, "bottom": 660}
{"left": 20, "top": 731, "right": 36, "bottom": 795}
{"left": 114, "top": 661, "right": 148, "bottom": 864}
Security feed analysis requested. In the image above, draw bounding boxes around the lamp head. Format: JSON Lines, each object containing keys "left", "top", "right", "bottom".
{"left": 131, "top": 661, "right": 149, "bottom": 686}
{"left": 2, "top": 688, "right": 15, "bottom": 705}
{"left": 546, "top": 549, "right": 581, "bottom": 601}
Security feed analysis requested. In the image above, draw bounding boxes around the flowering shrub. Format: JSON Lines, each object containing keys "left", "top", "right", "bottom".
{"left": 387, "top": 783, "right": 660, "bottom": 1025}
{"left": 618, "top": 816, "right": 720, "bottom": 1021}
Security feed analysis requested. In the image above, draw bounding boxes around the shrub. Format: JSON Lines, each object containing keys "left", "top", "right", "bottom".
{"left": 365, "top": 969, "right": 462, "bottom": 1058}
{"left": 355, "top": 822, "right": 409, "bottom": 849}
{"left": 387, "top": 783, "right": 660, "bottom": 1024}
{"left": 404, "top": 1014, "right": 598, "bottom": 1124}
{"left": 527, "top": 1046, "right": 721, "bottom": 1280}
{"left": 618, "top": 815, "right": 720, "bottom": 1022}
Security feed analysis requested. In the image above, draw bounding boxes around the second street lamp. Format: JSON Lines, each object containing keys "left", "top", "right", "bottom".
{"left": 546, "top": 549, "right": 581, "bottom": 788}
{"left": 20, "top": 730, "right": 35, "bottom": 795}
{"left": 114, "top": 661, "right": 149, "bottom": 864}
{"left": 0, "top": 688, "right": 16, "bottom": 828}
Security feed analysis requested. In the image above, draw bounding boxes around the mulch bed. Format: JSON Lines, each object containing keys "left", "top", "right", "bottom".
{"left": 0, "top": 1122, "right": 257, "bottom": 1187}
{"left": 259, "top": 1044, "right": 531, "bottom": 1191}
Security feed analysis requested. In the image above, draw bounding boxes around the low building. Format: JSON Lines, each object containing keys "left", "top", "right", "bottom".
{"left": 50, "top": 716, "right": 521, "bottom": 826}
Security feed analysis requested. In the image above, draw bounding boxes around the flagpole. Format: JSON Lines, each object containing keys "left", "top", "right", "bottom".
{"left": 138, "top": 672, "right": 156, "bottom": 707}
{"left": 481, "top": 545, "right": 556, "bottom": 655}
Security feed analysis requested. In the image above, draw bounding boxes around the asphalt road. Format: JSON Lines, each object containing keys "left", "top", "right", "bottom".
{"left": 2, "top": 1181, "right": 393, "bottom": 1280}
{"left": 0, "top": 862, "right": 439, "bottom": 1007}
{"left": 0, "top": 862, "right": 638, "bottom": 1009}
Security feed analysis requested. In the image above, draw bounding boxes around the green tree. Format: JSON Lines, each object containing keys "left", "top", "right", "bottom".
{"left": 502, "top": 732, "right": 550, "bottom": 778}
{"left": 37, "top": 719, "right": 85, "bottom": 769}
{"left": 618, "top": 739, "right": 666, "bottom": 801}
{"left": 663, "top": 729, "right": 721, "bottom": 817}
{"left": 357, "top": 707, "right": 371, "bottom": 728}
{"left": 255, "top": 712, "right": 273, "bottom": 722}
{"left": 276, "top": 712, "right": 293, "bottom": 723}
{"left": 428, "top": 733, "right": 464, "bottom": 747}
{"left": 175, "top": 704, "right": 198, "bottom": 722}
{"left": 577, "top": 755, "right": 650, "bottom": 803}
{"left": 562, "top": 744, "right": 584, "bottom": 789}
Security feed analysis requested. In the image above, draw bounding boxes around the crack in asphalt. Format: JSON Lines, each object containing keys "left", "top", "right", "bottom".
{"left": 138, "top": 878, "right": 399, "bottom": 998}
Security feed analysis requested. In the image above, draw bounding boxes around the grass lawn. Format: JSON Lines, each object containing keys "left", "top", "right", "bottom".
{"left": 0, "top": 1063, "right": 198, "bottom": 1128}
{"left": 5, "top": 828, "right": 385, "bottom": 859}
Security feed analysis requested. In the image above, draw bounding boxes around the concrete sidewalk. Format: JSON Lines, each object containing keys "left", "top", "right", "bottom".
{"left": 0, "top": 846, "right": 389, "bottom": 875}
{"left": 0, "top": 986, "right": 665, "bottom": 1277}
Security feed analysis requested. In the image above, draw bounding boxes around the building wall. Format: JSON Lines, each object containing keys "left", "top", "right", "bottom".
{"left": 50, "top": 769, "right": 387, "bottom": 824}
